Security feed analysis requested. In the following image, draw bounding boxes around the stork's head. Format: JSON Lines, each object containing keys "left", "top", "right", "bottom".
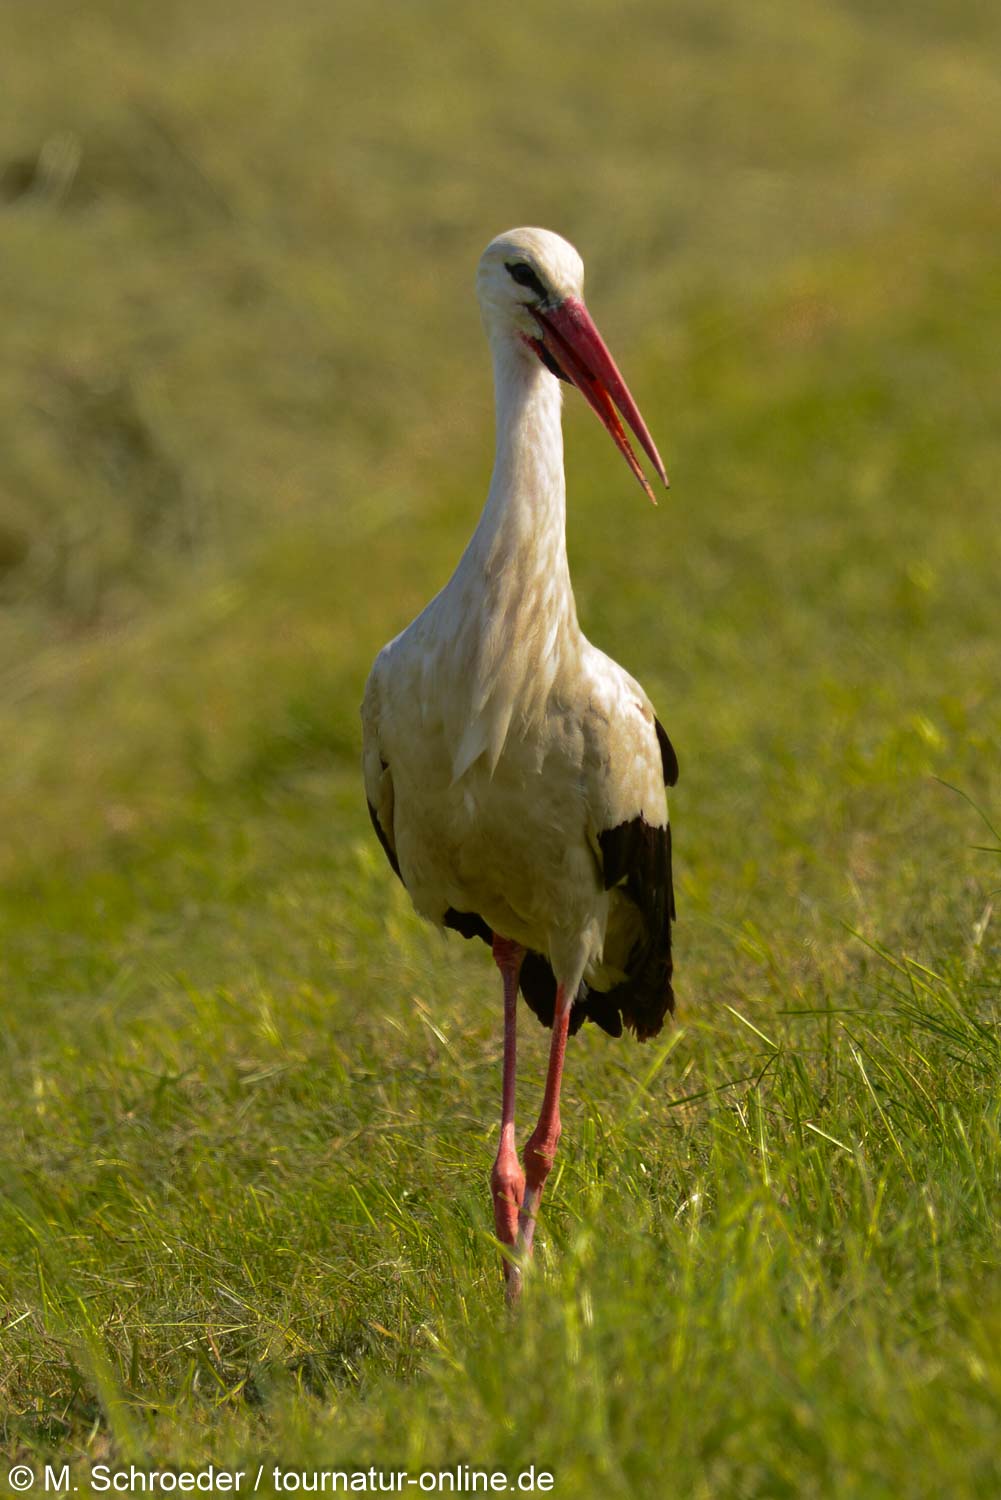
{"left": 476, "top": 227, "right": 668, "bottom": 498}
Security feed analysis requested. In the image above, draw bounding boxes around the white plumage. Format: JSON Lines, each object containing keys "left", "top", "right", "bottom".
{"left": 362, "top": 227, "right": 677, "bottom": 1296}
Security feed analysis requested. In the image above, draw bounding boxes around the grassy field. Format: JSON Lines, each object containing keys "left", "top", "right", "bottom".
{"left": 2, "top": 0, "right": 1000, "bottom": 1494}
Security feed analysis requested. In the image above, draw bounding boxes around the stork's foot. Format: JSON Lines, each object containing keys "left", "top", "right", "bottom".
{"left": 491, "top": 1152, "right": 525, "bottom": 1243}
{"left": 491, "top": 1139, "right": 525, "bottom": 1301}
{"left": 489, "top": 949, "right": 572, "bottom": 1304}
{"left": 514, "top": 1119, "right": 561, "bottom": 1264}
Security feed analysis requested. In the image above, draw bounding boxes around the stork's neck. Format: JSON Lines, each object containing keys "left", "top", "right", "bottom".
{"left": 437, "top": 339, "right": 579, "bottom": 779}
{"left": 464, "top": 339, "right": 573, "bottom": 609}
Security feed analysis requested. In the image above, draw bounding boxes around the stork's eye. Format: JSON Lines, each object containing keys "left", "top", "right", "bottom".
{"left": 505, "top": 261, "right": 548, "bottom": 300}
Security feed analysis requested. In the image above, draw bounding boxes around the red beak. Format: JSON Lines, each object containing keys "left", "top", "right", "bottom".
{"left": 527, "top": 296, "right": 668, "bottom": 502}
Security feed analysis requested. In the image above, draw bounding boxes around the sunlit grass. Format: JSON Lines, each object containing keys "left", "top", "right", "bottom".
{"left": 1, "top": 0, "right": 1000, "bottom": 1493}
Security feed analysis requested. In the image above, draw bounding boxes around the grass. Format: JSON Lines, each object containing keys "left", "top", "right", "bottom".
{"left": 1, "top": 0, "right": 1000, "bottom": 1493}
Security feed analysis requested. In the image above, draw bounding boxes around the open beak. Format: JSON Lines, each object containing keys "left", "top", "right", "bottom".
{"left": 526, "top": 297, "right": 668, "bottom": 502}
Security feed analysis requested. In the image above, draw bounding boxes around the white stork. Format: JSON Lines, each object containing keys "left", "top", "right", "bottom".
{"left": 362, "top": 227, "right": 677, "bottom": 1299}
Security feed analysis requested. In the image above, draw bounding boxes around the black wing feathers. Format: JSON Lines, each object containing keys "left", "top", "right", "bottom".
{"left": 443, "top": 908, "right": 492, "bottom": 943}
{"left": 582, "top": 712, "right": 678, "bottom": 1039}
{"left": 519, "top": 953, "right": 624, "bottom": 1038}
{"left": 595, "top": 818, "right": 674, "bottom": 1040}
{"left": 367, "top": 798, "right": 401, "bottom": 880}
{"left": 656, "top": 716, "right": 680, "bottom": 787}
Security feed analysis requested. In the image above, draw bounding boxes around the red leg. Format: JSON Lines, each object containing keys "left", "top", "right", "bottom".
{"left": 490, "top": 935, "right": 525, "bottom": 1299}
{"left": 516, "top": 982, "right": 571, "bottom": 1264}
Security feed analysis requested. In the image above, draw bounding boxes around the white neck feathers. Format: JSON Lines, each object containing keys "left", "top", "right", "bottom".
{"left": 437, "top": 339, "right": 579, "bottom": 781}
